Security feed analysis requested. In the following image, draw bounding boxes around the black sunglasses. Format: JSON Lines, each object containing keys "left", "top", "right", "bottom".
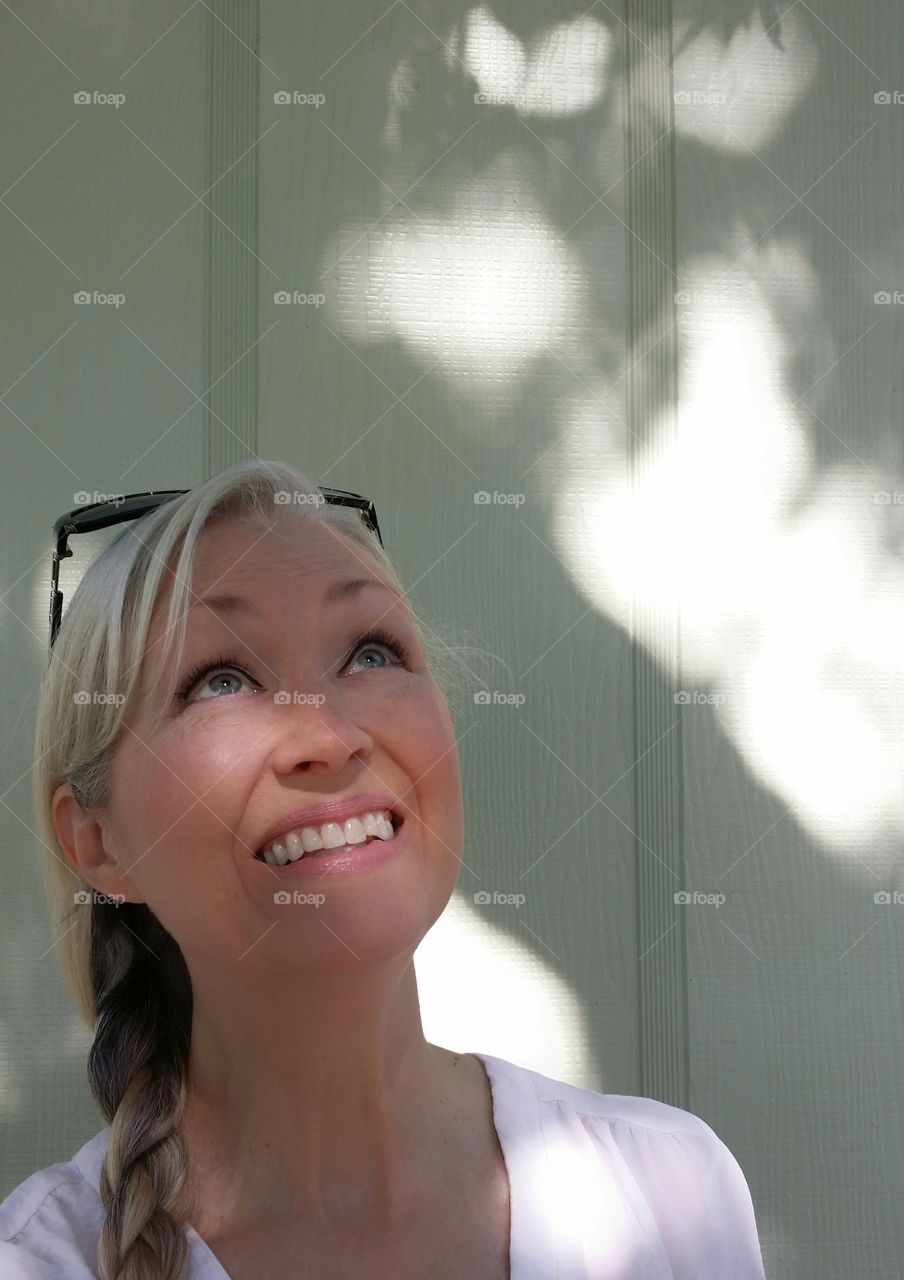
{"left": 49, "top": 486, "right": 383, "bottom": 651}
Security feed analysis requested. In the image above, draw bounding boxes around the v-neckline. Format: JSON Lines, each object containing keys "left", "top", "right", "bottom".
{"left": 182, "top": 1050, "right": 542, "bottom": 1279}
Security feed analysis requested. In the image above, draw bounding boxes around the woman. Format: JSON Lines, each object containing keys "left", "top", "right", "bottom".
{"left": 1, "top": 459, "right": 768, "bottom": 1279}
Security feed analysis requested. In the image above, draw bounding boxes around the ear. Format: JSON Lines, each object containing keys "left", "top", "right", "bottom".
{"left": 50, "top": 783, "right": 146, "bottom": 905}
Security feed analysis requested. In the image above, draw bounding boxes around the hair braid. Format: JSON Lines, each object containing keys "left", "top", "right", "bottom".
{"left": 87, "top": 901, "right": 194, "bottom": 1280}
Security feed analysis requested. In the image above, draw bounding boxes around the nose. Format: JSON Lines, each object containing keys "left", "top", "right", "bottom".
{"left": 267, "top": 690, "right": 375, "bottom": 775}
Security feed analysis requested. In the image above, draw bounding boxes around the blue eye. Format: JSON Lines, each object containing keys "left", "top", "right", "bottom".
{"left": 347, "top": 628, "right": 411, "bottom": 673}
{"left": 176, "top": 628, "right": 412, "bottom": 705}
{"left": 176, "top": 660, "right": 258, "bottom": 703}
{"left": 196, "top": 670, "right": 253, "bottom": 699}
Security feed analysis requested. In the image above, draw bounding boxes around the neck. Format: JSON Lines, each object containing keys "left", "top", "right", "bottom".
{"left": 176, "top": 954, "right": 472, "bottom": 1238}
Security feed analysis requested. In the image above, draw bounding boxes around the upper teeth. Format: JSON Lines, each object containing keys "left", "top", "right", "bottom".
{"left": 257, "top": 809, "right": 395, "bottom": 865}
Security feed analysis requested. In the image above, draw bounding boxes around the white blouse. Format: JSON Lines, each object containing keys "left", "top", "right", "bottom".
{"left": 0, "top": 1050, "right": 768, "bottom": 1278}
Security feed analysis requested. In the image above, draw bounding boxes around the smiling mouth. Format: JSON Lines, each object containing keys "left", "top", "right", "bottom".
{"left": 252, "top": 810, "right": 403, "bottom": 863}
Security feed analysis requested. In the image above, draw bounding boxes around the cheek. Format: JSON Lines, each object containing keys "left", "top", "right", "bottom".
{"left": 107, "top": 728, "right": 259, "bottom": 952}
{"left": 407, "top": 689, "right": 463, "bottom": 838}
{"left": 112, "top": 722, "right": 255, "bottom": 868}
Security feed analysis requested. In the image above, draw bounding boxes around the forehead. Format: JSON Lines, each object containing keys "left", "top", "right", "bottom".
{"left": 143, "top": 513, "right": 399, "bottom": 653}
{"left": 188, "top": 512, "right": 384, "bottom": 593}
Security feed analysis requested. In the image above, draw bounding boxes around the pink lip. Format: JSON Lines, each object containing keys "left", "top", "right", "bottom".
{"left": 251, "top": 792, "right": 404, "bottom": 856}
{"left": 252, "top": 815, "right": 407, "bottom": 877}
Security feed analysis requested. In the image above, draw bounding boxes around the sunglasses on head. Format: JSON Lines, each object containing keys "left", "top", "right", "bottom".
{"left": 48, "top": 486, "right": 383, "bottom": 651}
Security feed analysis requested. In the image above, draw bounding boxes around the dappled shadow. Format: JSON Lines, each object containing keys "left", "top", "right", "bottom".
{"left": 2, "top": 1, "right": 900, "bottom": 1273}
{"left": 306, "top": 3, "right": 900, "bottom": 1275}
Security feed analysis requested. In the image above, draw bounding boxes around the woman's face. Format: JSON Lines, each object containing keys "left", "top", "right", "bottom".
{"left": 88, "top": 512, "right": 464, "bottom": 973}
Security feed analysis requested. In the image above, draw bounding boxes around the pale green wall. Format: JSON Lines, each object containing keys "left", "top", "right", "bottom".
{"left": 4, "top": 4, "right": 904, "bottom": 1278}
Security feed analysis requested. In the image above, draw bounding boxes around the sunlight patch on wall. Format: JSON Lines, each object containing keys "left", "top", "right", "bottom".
{"left": 415, "top": 891, "right": 596, "bottom": 1087}
{"left": 325, "top": 156, "right": 588, "bottom": 410}
{"left": 548, "top": 239, "right": 904, "bottom": 853}
{"left": 670, "top": 8, "right": 818, "bottom": 151}
{"left": 460, "top": 5, "right": 610, "bottom": 118}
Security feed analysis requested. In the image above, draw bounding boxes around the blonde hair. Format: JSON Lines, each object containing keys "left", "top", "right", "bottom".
{"left": 32, "top": 458, "right": 480, "bottom": 1280}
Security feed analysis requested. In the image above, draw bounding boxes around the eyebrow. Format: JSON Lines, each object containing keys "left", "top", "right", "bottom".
{"left": 195, "top": 577, "right": 401, "bottom": 615}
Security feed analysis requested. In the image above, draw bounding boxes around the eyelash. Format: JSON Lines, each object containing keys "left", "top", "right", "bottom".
{"left": 175, "top": 628, "right": 413, "bottom": 704}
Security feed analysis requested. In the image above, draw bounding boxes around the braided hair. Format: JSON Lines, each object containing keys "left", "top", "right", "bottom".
{"left": 88, "top": 903, "right": 193, "bottom": 1279}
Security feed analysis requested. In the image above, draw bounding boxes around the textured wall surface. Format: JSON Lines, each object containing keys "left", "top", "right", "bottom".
{"left": 1, "top": 0, "right": 209, "bottom": 1196}
{"left": 3, "top": 4, "right": 903, "bottom": 1278}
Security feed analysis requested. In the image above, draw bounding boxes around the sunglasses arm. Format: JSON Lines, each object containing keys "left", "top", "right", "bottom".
{"left": 48, "top": 529, "right": 74, "bottom": 650}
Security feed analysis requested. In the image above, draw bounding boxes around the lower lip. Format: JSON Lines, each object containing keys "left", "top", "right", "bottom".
{"left": 251, "top": 820, "right": 406, "bottom": 877}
